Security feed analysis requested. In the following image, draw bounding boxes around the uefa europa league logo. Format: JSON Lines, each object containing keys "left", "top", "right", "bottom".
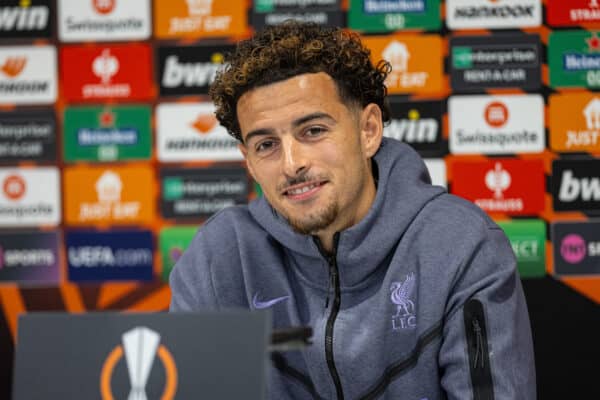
{"left": 100, "top": 326, "right": 178, "bottom": 400}
{"left": 122, "top": 327, "right": 159, "bottom": 400}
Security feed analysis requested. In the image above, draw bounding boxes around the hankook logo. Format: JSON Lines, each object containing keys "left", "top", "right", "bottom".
{"left": 100, "top": 327, "right": 178, "bottom": 400}
{"left": 446, "top": 0, "right": 541, "bottom": 29}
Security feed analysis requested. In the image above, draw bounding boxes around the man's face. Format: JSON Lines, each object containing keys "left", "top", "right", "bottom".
{"left": 237, "top": 72, "right": 382, "bottom": 236}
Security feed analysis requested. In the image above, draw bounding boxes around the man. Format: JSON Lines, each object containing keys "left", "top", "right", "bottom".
{"left": 170, "top": 22, "right": 536, "bottom": 399}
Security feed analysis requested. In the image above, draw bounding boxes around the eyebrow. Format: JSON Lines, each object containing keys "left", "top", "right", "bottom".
{"left": 243, "top": 112, "right": 336, "bottom": 144}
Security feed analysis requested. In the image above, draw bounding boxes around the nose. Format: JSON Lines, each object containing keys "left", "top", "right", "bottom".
{"left": 281, "top": 137, "right": 308, "bottom": 178}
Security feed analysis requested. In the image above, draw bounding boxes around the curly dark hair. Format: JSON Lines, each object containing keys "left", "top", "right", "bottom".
{"left": 209, "top": 21, "right": 391, "bottom": 142}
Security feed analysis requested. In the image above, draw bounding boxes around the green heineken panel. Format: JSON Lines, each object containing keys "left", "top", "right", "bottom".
{"left": 549, "top": 30, "right": 600, "bottom": 88}
{"left": 159, "top": 226, "right": 198, "bottom": 282}
{"left": 497, "top": 220, "right": 546, "bottom": 278}
{"left": 63, "top": 105, "right": 152, "bottom": 162}
{"left": 348, "top": 0, "right": 441, "bottom": 32}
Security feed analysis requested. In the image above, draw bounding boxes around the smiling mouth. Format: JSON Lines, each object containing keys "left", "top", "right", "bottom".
{"left": 282, "top": 181, "right": 327, "bottom": 199}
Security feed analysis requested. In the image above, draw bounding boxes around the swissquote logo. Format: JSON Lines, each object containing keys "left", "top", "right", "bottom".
{"left": 451, "top": 159, "right": 545, "bottom": 215}
{"left": 157, "top": 103, "right": 242, "bottom": 162}
{"left": 0, "top": 0, "right": 51, "bottom": 38}
{"left": 100, "top": 327, "right": 178, "bottom": 399}
{"left": 0, "top": 45, "right": 56, "bottom": 105}
{"left": 449, "top": 95, "right": 544, "bottom": 154}
{"left": 550, "top": 94, "right": 600, "bottom": 152}
{"left": 552, "top": 159, "right": 600, "bottom": 212}
{"left": 158, "top": 44, "right": 233, "bottom": 96}
{"left": 0, "top": 167, "right": 60, "bottom": 227}
{"left": 446, "top": 0, "right": 541, "bottom": 29}
{"left": 58, "top": 0, "right": 151, "bottom": 42}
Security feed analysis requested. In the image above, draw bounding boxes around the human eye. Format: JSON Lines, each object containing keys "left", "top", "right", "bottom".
{"left": 255, "top": 139, "right": 277, "bottom": 155}
{"left": 303, "top": 126, "right": 327, "bottom": 138}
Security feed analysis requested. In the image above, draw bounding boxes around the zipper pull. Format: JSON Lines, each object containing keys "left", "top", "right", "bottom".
{"left": 472, "top": 318, "right": 484, "bottom": 369}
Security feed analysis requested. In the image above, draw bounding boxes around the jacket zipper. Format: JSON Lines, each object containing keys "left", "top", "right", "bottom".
{"left": 464, "top": 299, "right": 495, "bottom": 400}
{"left": 315, "top": 234, "right": 344, "bottom": 400}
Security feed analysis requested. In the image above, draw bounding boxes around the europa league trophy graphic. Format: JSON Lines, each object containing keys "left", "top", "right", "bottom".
{"left": 122, "top": 327, "right": 161, "bottom": 400}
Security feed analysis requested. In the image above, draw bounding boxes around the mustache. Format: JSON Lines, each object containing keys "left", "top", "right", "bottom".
{"left": 276, "top": 172, "right": 328, "bottom": 192}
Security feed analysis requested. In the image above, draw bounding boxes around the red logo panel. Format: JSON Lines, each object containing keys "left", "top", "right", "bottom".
{"left": 451, "top": 159, "right": 545, "bottom": 216}
{"left": 547, "top": 0, "right": 600, "bottom": 26}
{"left": 60, "top": 44, "right": 153, "bottom": 102}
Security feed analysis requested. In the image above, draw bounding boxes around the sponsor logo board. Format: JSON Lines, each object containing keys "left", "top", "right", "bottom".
{"left": 60, "top": 44, "right": 153, "bottom": 102}
{"left": 385, "top": 99, "right": 445, "bottom": 156}
{"left": 552, "top": 221, "right": 600, "bottom": 276}
{"left": 254, "top": 0, "right": 340, "bottom": 12}
{"left": 0, "top": 110, "right": 56, "bottom": 162}
{"left": 160, "top": 166, "right": 249, "bottom": 219}
{"left": 423, "top": 159, "right": 446, "bottom": 188}
{"left": 449, "top": 94, "right": 544, "bottom": 154}
{"left": 549, "top": 30, "right": 600, "bottom": 89}
{"left": 450, "top": 34, "right": 541, "bottom": 91}
{"left": 363, "top": 35, "right": 443, "bottom": 94}
{"left": 63, "top": 165, "right": 155, "bottom": 226}
{"left": 547, "top": 0, "right": 600, "bottom": 27}
{"left": 0, "top": 231, "right": 60, "bottom": 285}
{"left": 446, "top": 0, "right": 541, "bottom": 30}
{"left": 348, "top": 0, "right": 441, "bottom": 32}
{"left": 451, "top": 159, "right": 545, "bottom": 215}
{"left": 63, "top": 105, "right": 151, "bottom": 162}
{"left": 550, "top": 93, "right": 600, "bottom": 153}
{"left": 159, "top": 226, "right": 197, "bottom": 282}
{"left": 58, "top": 0, "right": 151, "bottom": 42}
{"left": 552, "top": 159, "right": 600, "bottom": 212}
{"left": 251, "top": 9, "right": 344, "bottom": 28}
{"left": 158, "top": 44, "right": 233, "bottom": 97}
{"left": 0, "top": 0, "right": 52, "bottom": 39}
{"left": 0, "top": 45, "right": 56, "bottom": 105}
{"left": 67, "top": 230, "right": 153, "bottom": 282}
{"left": 154, "top": 0, "right": 247, "bottom": 39}
{"left": 497, "top": 219, "right": 546, "bottom": 278}
{"left": 157, "top": 102, "right": 242, "bottom": 162}
{"left": 0, "top": 167, "right": 60, "bottom": 227}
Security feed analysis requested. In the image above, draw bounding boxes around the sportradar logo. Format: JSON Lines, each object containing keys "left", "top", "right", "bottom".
{"left": 100, "top": 326, "right": 177, "bottom": 400}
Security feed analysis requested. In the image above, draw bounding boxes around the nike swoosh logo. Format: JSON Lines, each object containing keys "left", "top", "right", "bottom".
{"left": 252, "top": 293, "right": 290, "bottom": 309}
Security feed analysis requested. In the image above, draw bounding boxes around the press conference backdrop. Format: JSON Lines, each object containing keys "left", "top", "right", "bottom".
{"left": 0, "top": 0, "right": 599, "bottom": 398}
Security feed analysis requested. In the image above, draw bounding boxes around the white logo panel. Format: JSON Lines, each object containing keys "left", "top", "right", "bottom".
{"left": 58, "top": 0, "right": 151, "bottom": 42}
{"left": 449, "top": 94, "right": 544, "bottom": 154}
{"left": 423, "top": 159, "right": 446, "bottom": 188}
{"left": 157, "top": 102, "right": 242, "bottom": 162}
{"left": 0, "top": 167, "right": 61, "bottom": 227}
{"left": 446, "top": 0, "right": 541, "bottom": 30}
{"left": 0, "top": 46, "right": 56, "bottom": 105}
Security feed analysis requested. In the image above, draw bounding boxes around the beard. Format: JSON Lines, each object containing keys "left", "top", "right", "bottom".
{"left": 284, "top": 200, "right": 339, "bottom": 235}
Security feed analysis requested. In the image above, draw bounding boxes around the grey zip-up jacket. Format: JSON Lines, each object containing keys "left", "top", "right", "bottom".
{"left": 170, "top": 138, "right": 536, "bottom": 400}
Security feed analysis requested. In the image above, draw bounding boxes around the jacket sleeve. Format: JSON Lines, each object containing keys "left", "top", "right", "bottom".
{"left": 438, "top": 225, "right": 536, "bottom": 400}
{"left": 169, "top": 231, "right": 220, "bottom": 312}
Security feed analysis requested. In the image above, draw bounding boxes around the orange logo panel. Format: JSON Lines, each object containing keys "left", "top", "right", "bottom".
{"left": 549, "top": 93, "right": 600, "bottom": 153}
{"left": 154, "top": 0, "right": 247, "bottom": 39}
{"left": 63, "top": 165, "right": 155, "bottom": 226}
{"left": 362, "top": 35, "right": 443, "bottom": 95}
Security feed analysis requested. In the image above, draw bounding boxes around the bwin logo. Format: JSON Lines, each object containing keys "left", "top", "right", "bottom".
{"left": 385, "top": 115, "right": 438, "bottom": 143}
{"left": 0, "top": 3, "right": 49, "bottom": 32}
{"left": 559, "top": 170, "right": 600, "bottom": 202}
{"left": 162, "top": 56, "right": 220, "bottom": 88}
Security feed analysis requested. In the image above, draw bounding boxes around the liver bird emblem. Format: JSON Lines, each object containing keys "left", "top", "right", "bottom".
{"left": 390, "top": 273, "right": 415, "bottom": 317}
